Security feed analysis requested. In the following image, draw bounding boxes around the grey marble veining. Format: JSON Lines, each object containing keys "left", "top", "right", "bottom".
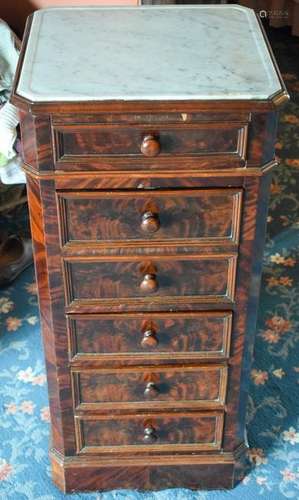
{"left": 17, "top": 5, "right": 283, "bottom": 102}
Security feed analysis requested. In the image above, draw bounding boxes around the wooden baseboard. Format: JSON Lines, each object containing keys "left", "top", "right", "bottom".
{"left": 50, "top": 444, "right": 250, "bottom": 493}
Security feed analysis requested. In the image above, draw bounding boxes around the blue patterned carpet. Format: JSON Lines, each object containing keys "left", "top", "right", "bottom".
{"left": 0, "top": 25, "right": 299, "bottom": 500}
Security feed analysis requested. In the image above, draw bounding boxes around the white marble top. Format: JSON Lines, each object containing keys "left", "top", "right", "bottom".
{"left": 16, "top": 5, "right": 283, "bottom": 102}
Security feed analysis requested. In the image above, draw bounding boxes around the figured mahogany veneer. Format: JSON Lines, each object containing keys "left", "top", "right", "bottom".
{"left": 57, "top": 189, "right": 242, "bottom": 246}
{"left": 53, "top": 122, "right": 247, "bottom": 166}
{"left": 72, "top": 365, "right": 227, "bottom": 410}
{"left": 20, "top": 111, "right": 278, "bottom": 175}
{"left": 75, "top": 412, "right": 224, "bottom": 453}
{"left": 67, "top": 311, "right": 232, "bottom": 361}
{"left": 63, "top": 254, "right": 237, "bottom": 310}
{"left": 12, "top": 9, "right": 288, "bottom": 491}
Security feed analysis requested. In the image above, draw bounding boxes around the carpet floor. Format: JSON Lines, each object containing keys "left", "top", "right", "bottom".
{"left": 0, "top": 24, "right": 299, "bottom": 500}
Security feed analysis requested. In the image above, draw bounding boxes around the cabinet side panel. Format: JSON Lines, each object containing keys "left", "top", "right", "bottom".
{"left": 223, "top": 173, "right": 272, "bottom": 450}
{"left": 27, "top": 175, "right": 76, "bottom": 454}
{"left": 20, "top": 112, "right": 54, "bottom": 172}
{"left": 247, "top": 112, "right": 278, "bottom": 166}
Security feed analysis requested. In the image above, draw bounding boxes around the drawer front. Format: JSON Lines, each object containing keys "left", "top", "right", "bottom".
{"left": 68, "top": 312, "right": 232, "bottom": 361}
{"left": 64, "top": 255, "right": 237, "bottom": 308}
{"left": 53, "top": 122, "right": 247, "bottom": 163}
{"left": 58, "top": 189, "right": 242, "bottom": 246}
{"left": 75, "top": 412, "right": 224, "bottom": 453}
{"left": 72, "top": 365, "right": 227, "bottom": 410}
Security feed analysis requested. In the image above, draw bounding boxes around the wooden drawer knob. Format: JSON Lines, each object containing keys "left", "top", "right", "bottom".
{"left": 144, "top": 382, "right": 159, "bottom": 397}
{"left": 141, "top": 329, "right": 159, "bottom": 348}
{"left": 140, "top": 273, "right": 158, "bottom": 293}
{"left": 140, "top": 134, "right": 160, "bottom": 157}
{"left": 143, "top": 424, "right": 157, "bottom": 443}
{"left": 140, "top": 211, "right": 160, "bottom": 234}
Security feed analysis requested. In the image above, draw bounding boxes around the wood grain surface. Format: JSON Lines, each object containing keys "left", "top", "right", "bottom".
{"left": 57, "top": 189, "right": 242, "bottom": 246}
{"left": 75, "top": 411, "right": 224, "bottom": 453}
{"left": 64, "top": 254, "right": 237, "bottom": 305}
{"left": 72, "top": 364, "right": 227, "bottom": 410}
{"left": 16, "top": 42, "right": 285, "bottom": 488}
{"left": 67, "top": 311, "right": 232, "bottom": 361}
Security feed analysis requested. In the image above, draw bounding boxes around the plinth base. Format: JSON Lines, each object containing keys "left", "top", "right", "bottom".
{"left": 50, "top": 444, "right": 250, "bottom": 493}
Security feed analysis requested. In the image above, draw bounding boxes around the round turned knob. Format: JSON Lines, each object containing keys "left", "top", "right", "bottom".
{"left": 141, "top": 329, "right": 159, "bottom": 348}
{"left": 143, "top": 425, "right": 157, "bottom": 443}
{"left": 140, "top": 273, "right": 158, "bottom": 293}
{"left": 140, "top": 211, "right": 160, "bottom": 234}
{"left": 140, "top": 135, "right": 161, "bottom": 157}
{"left": 144, "top": 382, "right": 159, "bottom": 397}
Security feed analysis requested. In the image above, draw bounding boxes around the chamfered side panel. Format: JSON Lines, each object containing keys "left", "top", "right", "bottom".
{"left": 26, "top": 176, "right": 77, "bottom": 455}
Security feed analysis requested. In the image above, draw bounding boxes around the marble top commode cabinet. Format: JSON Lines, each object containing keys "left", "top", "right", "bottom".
{"left": 12, "top": 5, "right": 288, "bottom": 493}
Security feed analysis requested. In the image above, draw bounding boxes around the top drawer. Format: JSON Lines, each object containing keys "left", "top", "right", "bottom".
{"left": 53, "top": 122, "right": 248, "bottom": 169}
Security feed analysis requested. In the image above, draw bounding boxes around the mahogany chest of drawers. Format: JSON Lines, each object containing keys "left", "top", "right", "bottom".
{"left": 12, "top": 5, "right": 288, "bottom": 492}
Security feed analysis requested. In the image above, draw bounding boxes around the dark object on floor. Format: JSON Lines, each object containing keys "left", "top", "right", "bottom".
{"left": 0, "top": 234, "right": 33, "bottom": 287}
